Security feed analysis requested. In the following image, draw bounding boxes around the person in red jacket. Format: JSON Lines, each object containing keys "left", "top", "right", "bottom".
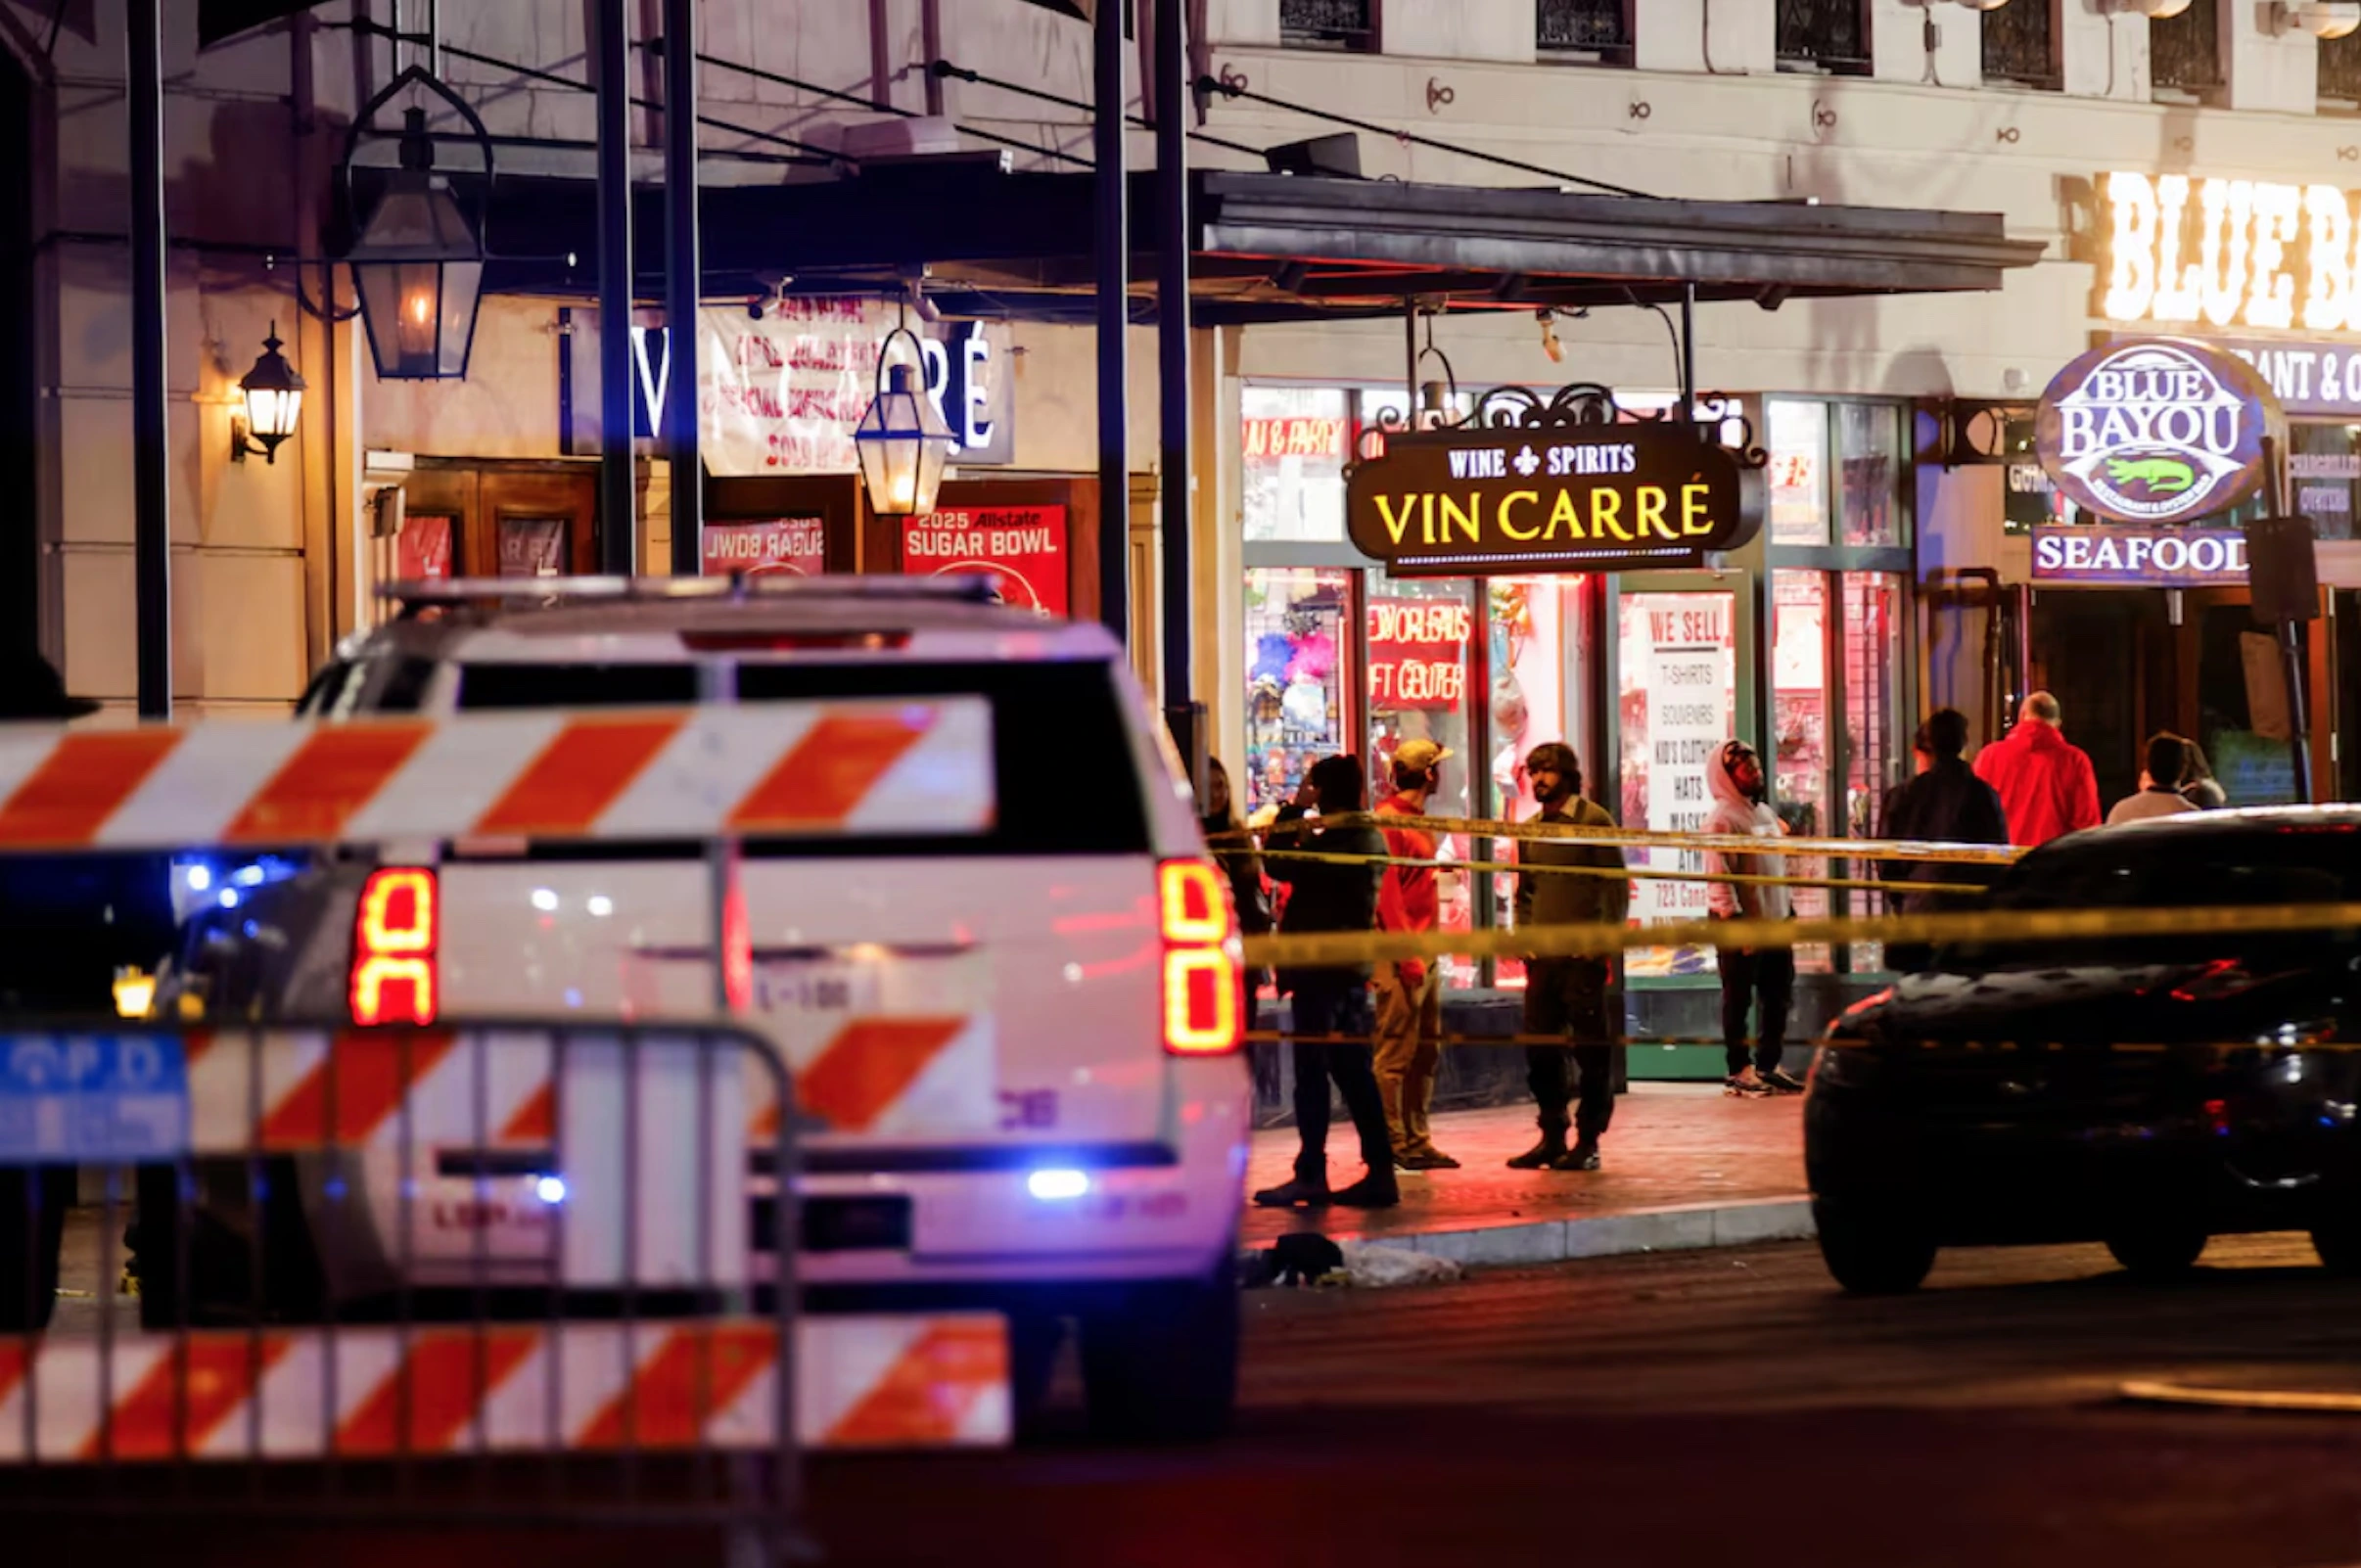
{"left": 1971, "top": 692, "right": 2102, "bottom": 847}
{"left": 1373, "top": 739, "right": 1458, "bottom": 1172}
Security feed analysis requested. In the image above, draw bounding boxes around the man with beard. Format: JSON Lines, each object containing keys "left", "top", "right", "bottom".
{"left": 1507, "top": 743, "right": 1629, "bottom": 1172}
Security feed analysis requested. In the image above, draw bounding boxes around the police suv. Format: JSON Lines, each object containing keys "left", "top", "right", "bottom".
{"left": 156, "top": 576, "right": 1251, "bottom": 1441}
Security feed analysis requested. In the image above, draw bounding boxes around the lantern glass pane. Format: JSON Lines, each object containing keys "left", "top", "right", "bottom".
{"left": 244, "top": 385, "right": 301, "bottom": 439}
{"left": 437, "top": 259, "right": 483, "bottom": 376}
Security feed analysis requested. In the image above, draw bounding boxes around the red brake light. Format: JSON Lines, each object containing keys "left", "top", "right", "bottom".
{"left": 351, "top": 867, "right": 439, "bottom": 1027}
{"left": 1159, "top": 859, "right": 1241, "bottom": 1056}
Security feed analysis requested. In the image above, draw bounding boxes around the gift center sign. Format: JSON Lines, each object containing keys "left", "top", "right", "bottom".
{"left": 1344, "top": 422, "right": 1757, "bottom": 577}
{"left": 2101, "top": 171, "right": 2361, "bottom": 332}
{"left": 2034, "top": 339, "right": 2283, "bottom": 525}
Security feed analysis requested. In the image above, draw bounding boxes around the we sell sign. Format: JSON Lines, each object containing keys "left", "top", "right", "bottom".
{"left": 902, "top": 505, "right": 1068, "bottom": 617}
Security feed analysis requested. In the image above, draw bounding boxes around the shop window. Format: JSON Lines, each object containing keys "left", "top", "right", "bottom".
{"left": 1771, "top": 572, "right": 1832, "bottom": 974}
{"left": 1981, "top": 0, "right": 2060, "bottom": 90}
{"left": 497, "top": 517, "right": 567, "bottom": 576}
{"left": 1487, "top": 576, "right": 1597, "bottom": 989}
{"left": 1776, "top": 0, "right": 1871, "bottom": 75}
{"left": 1367, "top": 573, "right": 1478, "bottom": 989}
{"left": 1280, "top": 0, "right": 1376, "bottom": 51}
{"left": 2291, "top": 425, "right": 2360, "bottom": 543}
{"left": 1617, "top": 589, "right": 1736, "bottom": 978}
{"left": 1842, "top": 573, "right": 1906, "bottom": 970}
{"left": 2325, "top": 24, "right": 2361, "bottom": 112}
{"left": 1769, "top": 400, "right": 1830, "bottom": 545}
{"left": 1537, "top": 0, "right": 1633, "bottom": 64}
{"left": 2199, "top": 603, "right": 2301, "bottom": 806}
{"left": 1242, "top": 388, "right": 1351, "bottom": 543}
{"left": 1837, "top": 403, "right": 1903, "bottom": 547}
{"left": 1243, "top": 567, "right": 1354, "bottom": 817}
{"left": 2150, "top": 0, "right": 2222, "bottom": 101}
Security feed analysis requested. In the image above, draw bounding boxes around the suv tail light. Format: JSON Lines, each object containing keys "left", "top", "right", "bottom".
{"left": 1159, "top": 859, "right": 1241, "bottom": 1056}
{"left": 350, "top": 867, "right": 439, "bottom": 1027}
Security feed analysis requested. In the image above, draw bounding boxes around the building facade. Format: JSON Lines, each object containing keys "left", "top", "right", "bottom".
{"left": 9, "top": 0, "right": 2360, "bottom": 1062}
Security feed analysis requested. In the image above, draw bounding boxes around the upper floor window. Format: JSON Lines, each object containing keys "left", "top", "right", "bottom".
{"left": 2323, "top": 25, "right": 2361, "bottom": 112}
{"left": 1280, "top": 0, "right": 1377, "bottom": 52}
{"left": 1537, "top": 0, "right": 1634, "bottom": 65}
{"left": 1777, "top": 0, "right": 1872, "bottom": 76}
{"left": 1982, "top": 0, "right": 2060, "bottom": 90}
{"left": 2150, "top": 0, "right": 2223, "bottom": 102}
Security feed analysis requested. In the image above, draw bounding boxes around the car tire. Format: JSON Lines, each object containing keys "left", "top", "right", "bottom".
{"left": 2313, "top": 1220, "right": 2361, "bottom": 1276}
{"left": 1813, "top": 1199, "right": 1937, "bottom": 1295}
{"left": 2105, "top": 1224, "right": 2207, "bottom": 1280}
{"left": 1078, "top": 1257, "right": 1240, "bottom": 1444}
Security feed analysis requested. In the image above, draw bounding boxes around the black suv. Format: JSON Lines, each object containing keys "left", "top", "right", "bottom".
{"left": 1806, "top": 808, "right": 2361, "bottom": 1294}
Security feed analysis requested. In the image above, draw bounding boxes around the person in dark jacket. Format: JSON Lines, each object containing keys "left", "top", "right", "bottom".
{"left": 1508, "top": 743, "right": 1629, "bottom": 1172}
{"left": 1201, "top": 757, "right": 1273, "bottom": 1041}
{"left": 1251, "top": 754, "right": 1398, "bottom": 1210}
{"left": 1876, "top": 709, "right": 2010, "bottom": 974}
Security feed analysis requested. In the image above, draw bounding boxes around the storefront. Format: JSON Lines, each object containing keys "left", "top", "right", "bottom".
{"left": 1237, "top": 383, "right": 1919, "bottom": 1075}
{"left": 1950, "top": 170, "right": 2361, "bottom": 808}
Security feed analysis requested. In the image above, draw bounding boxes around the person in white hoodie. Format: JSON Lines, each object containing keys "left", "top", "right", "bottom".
{"left": 1703, "top": 740, "right": 1802, "bottom": 1097}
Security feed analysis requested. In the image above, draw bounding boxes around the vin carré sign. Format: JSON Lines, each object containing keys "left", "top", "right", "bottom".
{"left": 1344, "top": 423, "right": 1758, "bottom": 577}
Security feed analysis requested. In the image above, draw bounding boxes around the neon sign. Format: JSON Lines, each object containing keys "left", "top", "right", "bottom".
{"left": 2101, "top": 171, "right": 2361, "bottom": 332}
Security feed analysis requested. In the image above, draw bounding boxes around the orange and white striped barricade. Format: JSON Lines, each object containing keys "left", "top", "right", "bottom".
{"left": 0, "top": 1313, "right": 1009, "bottom": 1460}
{"left": 0, "top": 698, "right": 995, "bottom": 851}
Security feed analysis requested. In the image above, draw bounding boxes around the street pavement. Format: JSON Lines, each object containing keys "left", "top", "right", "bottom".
{"left": 1243, "top": 1083, "right": 1809, "bottom": 1256}
{"left": 810, "top": 1232, "right": 2361, "bottom": 1568}
{"left": 23, "top": 1232, "right": 2361, "bottom": 1563}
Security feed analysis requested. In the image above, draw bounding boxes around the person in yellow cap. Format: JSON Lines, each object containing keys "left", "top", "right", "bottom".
{"left": 1373, "top": 737, "right": 1459, "bottom": 1171}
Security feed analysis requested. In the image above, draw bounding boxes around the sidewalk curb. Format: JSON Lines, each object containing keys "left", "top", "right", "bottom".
{"left": 1244, "top": 1195, "right": 1817, "bottom": 1270}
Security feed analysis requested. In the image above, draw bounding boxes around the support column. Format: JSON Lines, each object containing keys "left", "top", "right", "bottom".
{"left": 1094, "top": 0, "right": 1129, "bottom": 642}
{"left": 594, "top": 0, "right": 636, "bottom": 576}
{"left": 127, "top": 0, "right": 169, "bottom": 716}
{"left": 663, "top": 0, "right": 701, "bottom": 576}
{"left": 1155, "top": 0, "right": 1192, "bottom": 731}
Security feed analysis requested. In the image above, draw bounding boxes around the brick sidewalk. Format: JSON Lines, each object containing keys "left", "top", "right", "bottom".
{"left": 1242, "top": 1084, "right": 1809, "bottom": 1260}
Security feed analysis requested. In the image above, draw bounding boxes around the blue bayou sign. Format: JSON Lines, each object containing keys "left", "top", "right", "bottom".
{"left": 2035, "top": 337, "right": 2286, "bottom": 526}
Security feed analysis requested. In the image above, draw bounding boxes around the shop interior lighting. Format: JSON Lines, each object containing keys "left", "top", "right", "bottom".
{"left": 229, "top": 322, "right": 305, "bottom": 465}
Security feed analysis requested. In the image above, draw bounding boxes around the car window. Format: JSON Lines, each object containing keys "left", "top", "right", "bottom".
{"left": 1944, "top": 825, "right": 2361, "bottom": 971}
{"left": 457, "top": 664, "right": 700, "bottom": 710}
{"left": 735, "top": 660, "right": 1148, "bottom": 856}
{"left": 449, "top": 657, "right": 1149, "bottom": 857}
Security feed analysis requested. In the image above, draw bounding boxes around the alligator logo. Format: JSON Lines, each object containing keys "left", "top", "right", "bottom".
{"left": 2104, "top": 456, "right": 2196, "bottom": 495}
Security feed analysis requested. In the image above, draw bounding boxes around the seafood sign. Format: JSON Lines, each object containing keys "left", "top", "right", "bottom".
{"left": 2035, "top": 338, "right": 2283, "bottom": 525}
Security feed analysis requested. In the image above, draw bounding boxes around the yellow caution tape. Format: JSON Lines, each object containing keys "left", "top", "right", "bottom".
{"left": 1242, "top": 899, "right": 2361, "bottom": 971}
{"left": 1214, "top": 812, "right": 2021, "bottom": 867}
{"left": 1252, "top": 846, "right": 1987, "bottom": 898}
{"left": 1240, "top": 1031, "right": 2357, "bottom": 1052}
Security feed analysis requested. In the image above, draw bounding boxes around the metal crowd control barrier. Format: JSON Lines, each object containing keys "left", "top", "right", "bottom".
{"left": 0, "top": 699, "right": 1018, "bottom": 1557}
{"left": 0, "top": 1020, "right": 809, "bottom": 1557}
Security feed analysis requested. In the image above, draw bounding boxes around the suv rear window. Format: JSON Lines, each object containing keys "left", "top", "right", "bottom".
{"left": 452, "top": 658, "right": 1147, "bottom": 856}
{"left": 736, "top": 661, "right": 1146, "bottom": 855}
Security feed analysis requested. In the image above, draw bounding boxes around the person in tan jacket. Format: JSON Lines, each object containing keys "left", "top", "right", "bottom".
{"left": 1507, "top": 743, "right": 1630, "bottom": 1172}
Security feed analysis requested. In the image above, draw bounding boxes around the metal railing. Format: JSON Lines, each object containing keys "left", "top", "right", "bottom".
{"left": 1776, "top": 0, "right": 1872, "bottom": 75}
{"left": 2150, "top": 0, "right": 2222, "bottom": 96}
{"left": 0, "top": 1019, "right": 802, "bottom": 1556}
{"left": 1280, "top": 0, "right": 1377, "bottom": 52}
{"left": 1981, "top": 0, "right": 2060, "bottom": 89}
{"left": 1537, "top": 0, "right": 1633, "bottom": 61}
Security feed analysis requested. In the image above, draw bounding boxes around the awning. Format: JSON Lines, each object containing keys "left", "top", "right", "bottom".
{"left": 380, "top": 158, "right": 2043, "bottom": 327}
